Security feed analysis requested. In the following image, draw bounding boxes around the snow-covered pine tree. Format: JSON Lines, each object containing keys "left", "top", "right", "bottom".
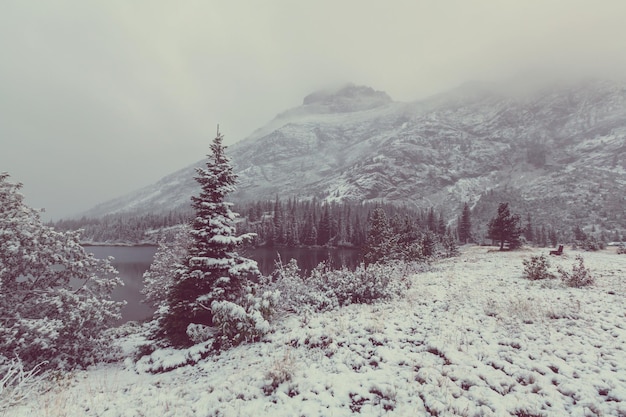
{"left": 156, "top": 130, "right": 260, "bottom": 347}
{"left": 0, "top": 173, "right": 123, "bottom": 370}
{"left": 142, "top": 225, "right": 191, "bottom": 309}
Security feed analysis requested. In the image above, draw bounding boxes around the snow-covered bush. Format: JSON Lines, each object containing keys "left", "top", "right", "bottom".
{"left": 211, "top": 288, "right": 280, "bottom": 350}
{"left": 0, "top": 356, "right": 47, "bottom": 411}
{"left": 269, "top": 259, "right": 337, "bottom": 313}
{"left": 522, "top": 254, "right": 556, "bottom": 280}
{"left": 135, "top": 342, "right": 214, "bottom": 374}
{"left": 558, "top": 255, "right": 595, "bottom": 287}
{"left": 186, "top": 323, "right": 214, "bottom": 344}
{"left": 0, "top": 173, "right": 123, "bottom": 370}
{"left": 269, "top": 259, "right": 412, "bottom": 313}
{"left": 312, "top": 262, "right": 410, "bottom": 306}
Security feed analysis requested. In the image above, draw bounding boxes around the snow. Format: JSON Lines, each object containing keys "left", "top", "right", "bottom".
{"left": 8, "top": 246, "right": 626, "bottom": 416}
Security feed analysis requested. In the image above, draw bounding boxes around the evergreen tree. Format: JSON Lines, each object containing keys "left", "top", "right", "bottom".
{"left": 548, "top": 228, "right": 558, "bottom": 247}
{"left": 157, "top": 131, "right": 260, "bottom": 347}
{"left": 272, "top": 196, "right": 285, "bottom": 245}
{"left": 301, "top": 210, "right": 317, "bottom": 246}
{"left": 421, "top": 230, "right": 437, "bottom": 257}
{"left": 541, "top": 226, "right": 548, "bottom": 248}
{"left": 142, "top": 225, "right": 191, "bottom": 309}
{"left": 487, "top": 202, "right": 523, "bottom": 250}
{"left": 437, "top": 212, "right": 446, "bottom": 236}
{"left": 317, "top": 204, "right": 331, "bottom": 246}
{"left": 427, "top": 207, "right": 437, "bottom": 233}
{"left": 573, "top": 225, "right": 587, "bottom": 241}
{"left": 458, "top": 203, "right": 472, "bottom": 244}
{"left": 441, "top": 230, "right": 460, "bottom": 258}
{"left": 363, "top": 208, "right": 396, "bottom": 265}
{"left": 524, "top": 213, "right": 534, "bottom": 244}
{"left": 352, "top": 214, "right": 365, "bottom": 247}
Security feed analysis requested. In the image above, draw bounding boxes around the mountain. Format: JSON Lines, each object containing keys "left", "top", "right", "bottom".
{"left": 83, "top": 80, "right": 626, "bottom": 235}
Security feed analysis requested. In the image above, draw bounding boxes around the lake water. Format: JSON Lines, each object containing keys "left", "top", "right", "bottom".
{"left": 87, "top": 245, "right": 361, "bottom": 323}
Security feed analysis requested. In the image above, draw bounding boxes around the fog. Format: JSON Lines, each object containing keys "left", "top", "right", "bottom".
{"left": 1, "top": 0, "right": 625, "bottom": 219}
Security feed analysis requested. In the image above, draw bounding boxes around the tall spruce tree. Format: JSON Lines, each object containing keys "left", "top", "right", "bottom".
{"left": 487, "top": 202, "right": 522, "bottom": 250}
{"left": 157, "top": 130, "right": 259, "bottom": 346}
{"left": 458, "top": 202, "right": 472, "bottom": 244}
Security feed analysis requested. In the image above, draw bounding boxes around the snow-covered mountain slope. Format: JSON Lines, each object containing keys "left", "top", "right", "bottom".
{"left": 83, "top": 80, "right": 626, "bottom": 231}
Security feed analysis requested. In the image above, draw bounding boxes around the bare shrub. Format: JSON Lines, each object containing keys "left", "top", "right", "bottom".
{"left": 557, "top": 255, "right": 595, "bottom": 288}
{"left": 0, "top": 356, "right": 47, "bottom": 412}
{"left": 522, "top": 254, "right": 556, "bottom": 281}
{"left": 263, "top": 350, "right": 296, "bottom": 395}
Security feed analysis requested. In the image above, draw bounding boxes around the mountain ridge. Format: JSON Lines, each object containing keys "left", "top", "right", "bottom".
{"left": 82, "top": 79, "right": 626, "bottom": 235}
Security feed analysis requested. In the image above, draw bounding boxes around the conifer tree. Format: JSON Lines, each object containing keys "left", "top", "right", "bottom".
{"left": 541, "top": 226, "right": 548, "bottom": 248}
{"left": 524, "top": 213, "right": 534, "bottom": 244}
{"left": 427, "top": 207, "right": 437, "bottom": 233}
{"left": 272, "top": 196, "right": 285, "bottom": 245}
{"left": 421, "top": 231, "right": 437, "bottom": 257}
{"left": 317, "top": 204, "right": 332, "bottom": 246}
{"left": 142, "top": 225, "right": 191, "bottom": 309}
{"left": 437, "top": 212, "right": 446, "bottom": 236}
{"left": 157, "top": 130, "right": 259, "bottom": 346}
{"left": 548, "top": 228, "right": 558, "bottom": 247}
{"left": 363, "top": 208, "right": 396, "bottom": 265}
{"left": 487, "top": 202, "right": 522, "bottom": 250}
{"left": 458, "top": 202, "right": 472, "bottom": 244}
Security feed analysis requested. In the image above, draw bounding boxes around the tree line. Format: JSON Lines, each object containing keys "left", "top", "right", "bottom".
{"left": 236, "top": 198, "right": 456, "bottom": 249}
{"left": 50, "top": 196, "right": 620, "bottom": 251}
{"left": 51, "top": 199, "right": 461, "bottom": 250}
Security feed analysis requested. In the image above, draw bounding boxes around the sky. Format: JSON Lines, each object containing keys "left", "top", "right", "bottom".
{"left": 2, "top": 0, "right": 626, "bottom": 220}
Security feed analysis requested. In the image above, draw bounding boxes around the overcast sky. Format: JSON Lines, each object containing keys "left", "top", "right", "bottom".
{"left": 2, "top": 0, "right": 626, "bottom": 220}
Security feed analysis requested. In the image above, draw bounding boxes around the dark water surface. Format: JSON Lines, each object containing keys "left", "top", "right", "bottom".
{"left": 88, "top": 245, "right": 361, "bottom": 323}
{"left": 87, "top": 245, "right": 158, "bottom": 323}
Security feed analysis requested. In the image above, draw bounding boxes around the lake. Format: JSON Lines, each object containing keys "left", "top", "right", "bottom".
{"left": 87, "top": 245, "right": 361, "bottom": 323}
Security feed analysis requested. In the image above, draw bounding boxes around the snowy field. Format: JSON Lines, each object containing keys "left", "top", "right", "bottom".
{"left": 8, "top": 246, "right": 626, "bottom": 417}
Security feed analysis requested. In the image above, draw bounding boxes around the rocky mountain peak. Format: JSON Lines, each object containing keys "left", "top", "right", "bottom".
{"left": 301, "top": 84, "right": 392, "bottom": 113}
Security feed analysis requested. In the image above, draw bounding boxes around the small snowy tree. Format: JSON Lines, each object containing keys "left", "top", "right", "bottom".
{"left": 142, "top": 225, "right": 191, "bottom": 309}
{"left": 155, "top": 131, "right": 261, "bottom": 347}
{"left": 0, "top": 173, "right": 123, "bottom": 370}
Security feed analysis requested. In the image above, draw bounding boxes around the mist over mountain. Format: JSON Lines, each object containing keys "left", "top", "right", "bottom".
{"left": 83, "top": 79, "right": 626, "bottom": 235}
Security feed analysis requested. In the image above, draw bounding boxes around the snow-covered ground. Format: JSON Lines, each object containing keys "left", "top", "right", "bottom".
{"left": 8, "top": 246, "right": 626, "bottom": 417}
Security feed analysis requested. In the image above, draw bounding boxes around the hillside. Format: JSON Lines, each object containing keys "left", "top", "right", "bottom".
{"left": 82, "top": 80, "right": 626, "bottom": 236}
{"left": 9, "top": 246, "right": 626, "bottom": 416}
